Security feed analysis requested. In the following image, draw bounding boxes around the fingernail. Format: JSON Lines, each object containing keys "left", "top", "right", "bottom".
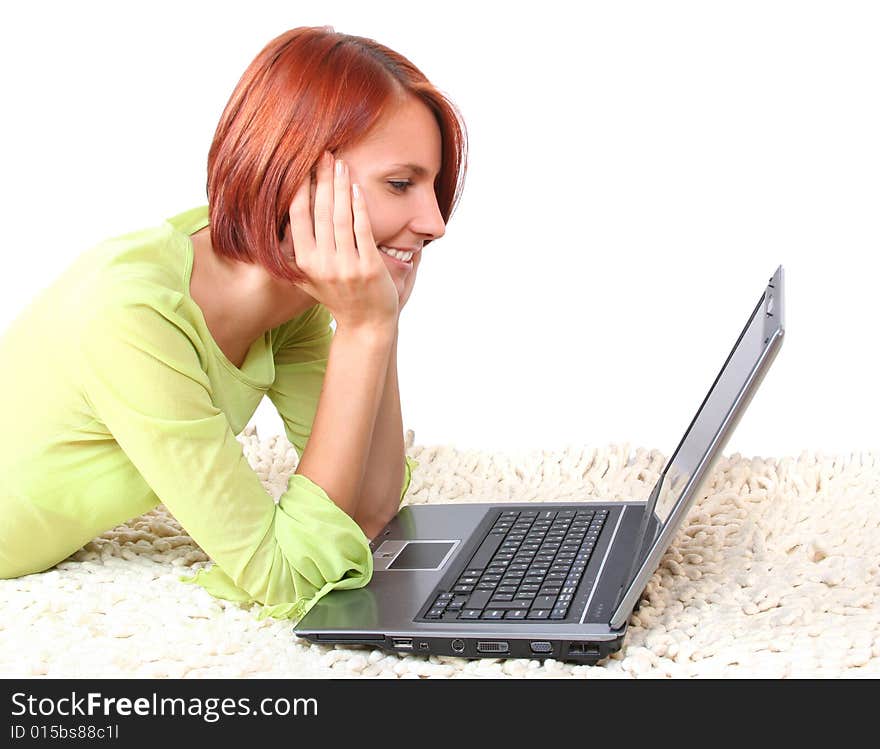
{"left": 324, "top": 151, "right": 333, "bottom": 168}
{"left": 352, "top": 183, "right": 360, "bottom": 200}
{"left": 335, "top": 159, "right": 344, "bottom": 177}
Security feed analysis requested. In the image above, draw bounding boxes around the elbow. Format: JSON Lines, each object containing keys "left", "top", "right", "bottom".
{"left": 356, "top": 511, "right": 395, "bottom": 542}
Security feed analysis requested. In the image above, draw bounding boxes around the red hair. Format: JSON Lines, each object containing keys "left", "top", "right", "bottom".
{"left": 206, "top": 26, "right": 468, "bottom": 284}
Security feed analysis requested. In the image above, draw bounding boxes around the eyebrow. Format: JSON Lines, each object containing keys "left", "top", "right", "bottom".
{"left": 388, "top": 162, "right": 438, "bottom": 178}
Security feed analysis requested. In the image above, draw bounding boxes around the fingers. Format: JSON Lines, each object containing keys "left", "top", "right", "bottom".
{"left": 288, "top": 164, "right": 317, "bottom": 264}
{"left": 313, "top": 151, "right": 336, "bottom": 253}
{"left": 351, "top": 181, "right": 379, "bottom": 266}
{"left": 332, "top": 159, "right": 358, "bottom": 260}
{"left": 289, "top": 150, "right": 369, "bottom": 272}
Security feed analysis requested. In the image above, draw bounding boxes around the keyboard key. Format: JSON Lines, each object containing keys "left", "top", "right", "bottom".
{"left": 505, "top": 610, "right": 527, "bottom": 619}
{"left": 453, "top": 584, "right": 474, "bottom": 594}
{"left": 469, "top": 531, "right": 506, "bottom": 570}
{"left": 486, "top": 600, "right": 530, "bottom": 610}
{"left": 465, "top": 590, "right": 493, "bottom": 610}
{"left": 426, "top": 608, "right": 446, "bottom": 618}
{"left": 481, "top": 610, "right": 505, "bottom": 619}
{"left": 527, "top": 609, "right": 550, "bottom": 619}
{"left": 459, "top": 609, "right": 481, "bottom": 619}
{"left": 532, "top": 595, "right": 557, "bottom": 609}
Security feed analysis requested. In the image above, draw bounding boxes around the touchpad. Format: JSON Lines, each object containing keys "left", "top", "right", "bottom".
{"left": 383, "top": 541, "right": 457, "bottom": 570}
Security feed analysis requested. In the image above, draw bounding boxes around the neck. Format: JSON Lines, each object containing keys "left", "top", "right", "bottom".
{"left": 189, "top": 227, "right": 317, "bottom": 357}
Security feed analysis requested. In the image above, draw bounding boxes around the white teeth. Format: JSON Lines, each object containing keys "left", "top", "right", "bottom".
{"left": 379, "top": 246, "right": 413, "bottom": 262}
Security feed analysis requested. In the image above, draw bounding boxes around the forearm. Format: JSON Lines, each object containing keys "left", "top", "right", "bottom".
{"left": 294, "top": 322, "right": 396, "bottom": 518}
{"left": 355, "top": 329, "right": 405, "bottom": 539}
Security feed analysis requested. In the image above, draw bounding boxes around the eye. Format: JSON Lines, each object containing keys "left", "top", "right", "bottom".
{"left": 387, "top": 180, "right": 412, "bottom": 193}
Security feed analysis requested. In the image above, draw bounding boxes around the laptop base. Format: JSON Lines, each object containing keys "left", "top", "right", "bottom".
{"left": 298, "top": 631, "right": 627, "bottom": 664}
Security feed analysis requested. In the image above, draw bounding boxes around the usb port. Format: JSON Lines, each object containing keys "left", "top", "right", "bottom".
{"left": 391, "top": 638, "right": 413, "bottom": 650}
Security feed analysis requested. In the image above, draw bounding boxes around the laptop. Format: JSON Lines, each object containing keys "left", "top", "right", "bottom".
{"left": 294, "top": 266, "right": 786, "bottom": 664}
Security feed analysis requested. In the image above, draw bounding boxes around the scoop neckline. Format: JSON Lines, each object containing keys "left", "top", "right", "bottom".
{"left": 180, "top": 226, "right": 274, "bottom": 390}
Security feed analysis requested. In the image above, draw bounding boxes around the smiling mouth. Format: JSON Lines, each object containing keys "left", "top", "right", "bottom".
{"left": 378, "top": 246, "right": 414, "bottom": 264}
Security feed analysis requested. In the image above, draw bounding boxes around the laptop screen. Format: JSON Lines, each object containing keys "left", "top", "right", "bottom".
{"left": 620, "top": 267, "right": 786, "bottom": 603}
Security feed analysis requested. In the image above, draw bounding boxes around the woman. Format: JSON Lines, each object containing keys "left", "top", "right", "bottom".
{"left": 0, "top": 26, "right": 467, "bottom": 621}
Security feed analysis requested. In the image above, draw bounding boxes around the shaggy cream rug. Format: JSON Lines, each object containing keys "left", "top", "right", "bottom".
{"left": 2, "top": 427, "right": 879, "bottom": 679}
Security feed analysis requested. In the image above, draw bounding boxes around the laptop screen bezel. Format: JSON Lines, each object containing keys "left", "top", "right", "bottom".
{"left": 609, "top": 266, "right": 785, "bottom": 630}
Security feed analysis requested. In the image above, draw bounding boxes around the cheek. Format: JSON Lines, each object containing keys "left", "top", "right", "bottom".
{"left": 359, "top": 194, "right": 400, "bottom": 238}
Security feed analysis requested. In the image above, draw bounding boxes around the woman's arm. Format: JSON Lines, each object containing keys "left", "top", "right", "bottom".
{"left": 79, "top": 301, "right": 375, "bottom": 619}
{"left": 354, "top": 328, "right": 405, "bottom": 539}
{"left": 293, "top": 320, "right": 397, "bottom": 520}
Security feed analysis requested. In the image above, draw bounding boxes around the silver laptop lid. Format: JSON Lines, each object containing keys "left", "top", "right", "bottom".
{"left": 610, "top": 266, "right": 786, "bottom": 630}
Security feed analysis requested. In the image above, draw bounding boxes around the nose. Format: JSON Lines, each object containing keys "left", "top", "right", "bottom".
{"left": 411, "top": 187, "right": 446, "bottom": 241}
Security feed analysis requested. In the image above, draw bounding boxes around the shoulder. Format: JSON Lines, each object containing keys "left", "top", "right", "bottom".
{"left": 67, "top": 216, "right": 189, "bottom": 314}
{"left": 272, "top": 304, "right": 334, "bottom": 351}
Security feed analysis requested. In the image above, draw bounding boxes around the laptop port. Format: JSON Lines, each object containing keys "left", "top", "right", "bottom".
{"left": 567, "top": 641, "right": 600, "bottom": 656}
{"left": 477, "top": 641, "right": 509, "bottom": 654}
{"left": 451, "top": 639, "right": 465, "bottom": 653}
{"left": 391, "top": 638, "right": 413, "bottom": 650}
{"left": 530, "top": 641, "right": 553, "bottom": 654}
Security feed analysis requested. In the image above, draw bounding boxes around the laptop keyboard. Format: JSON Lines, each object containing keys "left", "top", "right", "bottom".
{"left": 423, "top": 508, "right": 608, "bottom": 622}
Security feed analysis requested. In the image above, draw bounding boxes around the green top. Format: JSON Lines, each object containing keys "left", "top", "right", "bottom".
{"left": 0, "top": 206, "right": 414, "bottom": 621}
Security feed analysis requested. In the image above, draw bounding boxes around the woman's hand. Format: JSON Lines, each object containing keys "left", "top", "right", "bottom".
{"left": 287, "top": 151, "right": 399, "bottom": 331}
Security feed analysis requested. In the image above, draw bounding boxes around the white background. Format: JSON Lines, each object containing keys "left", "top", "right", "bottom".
{"left": 1, "top": 1, "right": 877, "bottom": 458}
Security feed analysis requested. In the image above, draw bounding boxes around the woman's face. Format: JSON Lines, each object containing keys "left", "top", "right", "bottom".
{"left": 333, "top": 95, "right": 446, "bottom": 300}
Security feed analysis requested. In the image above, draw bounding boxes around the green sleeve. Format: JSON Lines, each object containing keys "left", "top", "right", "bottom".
{"left": 78, "top": 301, "right": 372, "bottom": 622}
{"left": 267, "top": 305, "right": 419, "bottom": 508}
